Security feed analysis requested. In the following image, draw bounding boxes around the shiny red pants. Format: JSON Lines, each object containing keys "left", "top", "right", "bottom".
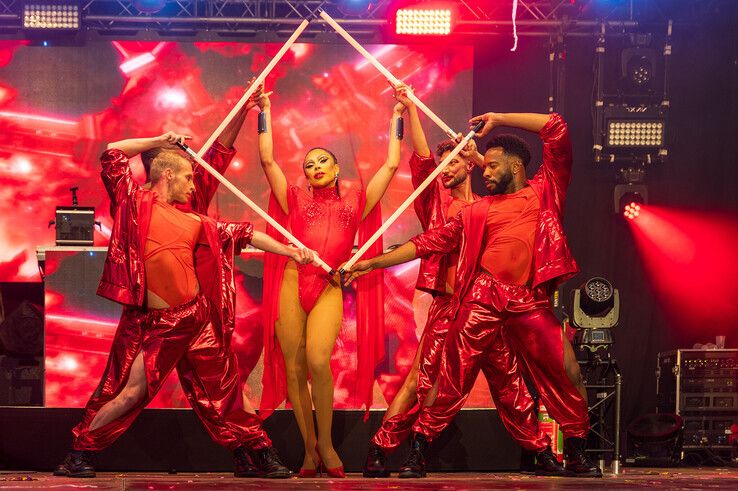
{"left": 413, "top": 273, "right": 589, "bottom": 441}
{"left": 72, "top": 294, "right": 271, "bottom": 452}
{"left": 373, "top": 292, "right": 551, "bottom": 452}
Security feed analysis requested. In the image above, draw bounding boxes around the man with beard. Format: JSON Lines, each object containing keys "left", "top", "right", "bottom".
{"left": 363, "top": 90, "right": 567, "bottom": 479}
{"left": 348, "top": 111, "right": 601, "bottom": 478}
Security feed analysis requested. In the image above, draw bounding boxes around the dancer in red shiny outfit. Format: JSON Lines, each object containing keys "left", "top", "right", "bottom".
{"left": 54, "top": 121, "right": 314, "bottom": 478}
{"left": 364, "top": 87, "right": 560, "bottom": 477}
{"left": 347, "top": 112, "right": 601, "bottom": 478}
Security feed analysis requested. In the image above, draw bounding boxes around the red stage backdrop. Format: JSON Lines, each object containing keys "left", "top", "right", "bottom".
{"left": 0, "top": 40, "right": 494, "bottom": 409}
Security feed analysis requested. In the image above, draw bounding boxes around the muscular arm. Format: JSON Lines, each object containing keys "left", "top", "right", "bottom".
{"left": 107, "top": 131, "right": 189, "bottom": 158}
{"left": 407, "top": 105, "right": 431, "bottom": 158}
{"left": 470, "top": 112, "right": 550, "bottom": 137}
{"left": 250, "top": 231, "right": 315, "bottom": 264}
{"left": 343, "top": 213, "right": 463, "bottom": 284}
{"left": 257, "top": 100, "right": 289, "bottom": 214}
{"left": 216, "top": 80, "right": 264, "bottom": 148}
{"left": 343, "top": 241, "right": 418, "bottom": 285}
{"left": 362, "top": 106, "right": 404, "bottom": 219}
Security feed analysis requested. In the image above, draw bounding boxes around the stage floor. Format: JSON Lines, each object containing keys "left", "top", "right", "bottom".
{"left": 2, "top": 468, "right": 738, "bottom": 490}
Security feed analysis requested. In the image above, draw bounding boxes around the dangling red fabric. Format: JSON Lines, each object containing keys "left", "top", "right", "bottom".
{"left": 260, "top": 180, "right": 384, "bottom": 418}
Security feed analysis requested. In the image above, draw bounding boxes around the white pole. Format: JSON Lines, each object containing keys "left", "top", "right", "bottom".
{"left": 319, "top": 10, "right": 458, "bottom": 139}
{"left": 196, "top": 19, "right": 310, "bottom": 158}
{"left": 340, "top": 122, "right": 484, "bottom": 273}
{"left": 178, "top": 143, "right": 335, "bottom": 275}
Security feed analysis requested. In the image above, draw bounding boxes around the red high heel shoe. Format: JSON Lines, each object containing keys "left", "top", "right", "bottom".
{"left": 316, "top": 446, "right": 345, "bottom": 478}
{"left": 298, "top": 446, "right": 323, "bottom": 478}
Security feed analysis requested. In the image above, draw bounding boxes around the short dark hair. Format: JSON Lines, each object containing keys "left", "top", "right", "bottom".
{"left": 305, "top": 147, "right": 338, "bottom": 166}
{"left": 485, "top": 134, "right": 531, "bottom": 167}
{"left": 141, "top": 147, "right": 166, "bottom": 178}
{"left": 435, "top": 139, "right": 457, "bottom": 158}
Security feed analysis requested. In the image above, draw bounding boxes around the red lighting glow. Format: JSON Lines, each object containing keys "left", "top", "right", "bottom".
{"left": 627, "top": 205, "right": 738, "bottom": 337}
{"left": 396, "top": 8, "right": 452, "bottom": 35}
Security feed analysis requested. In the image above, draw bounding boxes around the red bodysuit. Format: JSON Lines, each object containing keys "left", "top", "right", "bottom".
{"left": 480, "top": 186, "right": 539, "bottom": 286}
{"left": 261, "top": 181, "right": 385, "bottom": 416}
{"left": 144, "top": 200, "right": 203, "bottom": 307}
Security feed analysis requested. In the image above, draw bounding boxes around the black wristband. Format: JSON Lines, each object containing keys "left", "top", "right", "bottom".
{"left": 395, "top": 117, "right": 404, "bottom": 140}
{"left": 257, "top": 111, "right": 267, "bottom": 134}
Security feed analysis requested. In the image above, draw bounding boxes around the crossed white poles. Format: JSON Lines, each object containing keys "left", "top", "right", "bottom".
{"left": 187, "top": 11, "right": 482, "bottom": 274}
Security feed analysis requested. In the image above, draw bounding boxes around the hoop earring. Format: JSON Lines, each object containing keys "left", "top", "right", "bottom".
{"left": 335, "top": 175, "right": 340, "bottom": 197}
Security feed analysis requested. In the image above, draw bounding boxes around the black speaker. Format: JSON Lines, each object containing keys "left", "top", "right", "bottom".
{"left": 0, "top": 300, "right": 43, "bottom": 356}
{"left": 625, "top": 413, "right": 684, "bottom": 466}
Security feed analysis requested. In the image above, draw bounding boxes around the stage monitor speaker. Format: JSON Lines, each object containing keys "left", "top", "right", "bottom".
{"left": 625, "top": 412, "right": 684, "bottom": 466}
{"left": 0, "top": 300, "right": 43, "bottom": 356}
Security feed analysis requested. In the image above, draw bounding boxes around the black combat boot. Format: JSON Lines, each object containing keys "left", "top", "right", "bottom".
{"left": 53, "top": 451, "right": 96, "bottom": 478}
{"left": 363, "top": 442, "right": 390, "bottom": 477}
{"left": 398, "top": 432, "right": 428, "bottom": 478}
{"left": 534, "top": 446, "right": 567, "bottom": 476}
{"left": 564, "top": 437, "right": 603, "bottom": 478}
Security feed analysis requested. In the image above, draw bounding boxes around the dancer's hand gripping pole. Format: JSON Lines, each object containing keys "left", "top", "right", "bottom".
{"left": 319, "top": 10, "right": 457, "bottom": 140}
{"left": 196, "top": 19, "right": 310, "bottom": 158}
{"left": 177, "top": 142, "right": 336, "bottom": 275}
{"left": 339, "top": 121, "right": 484, "bottom": 275}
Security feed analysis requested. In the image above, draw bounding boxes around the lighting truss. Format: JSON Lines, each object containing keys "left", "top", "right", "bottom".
{"left": 0, "top": 0, "right": 715, "bottom": 39}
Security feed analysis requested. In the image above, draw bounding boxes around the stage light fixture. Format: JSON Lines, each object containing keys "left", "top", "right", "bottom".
{"left": 23, "top": 2, "right": 79, "bottom": 30}
{"left": 613, "top": 167, "right": 648, "bottom": 218}
{"left": 338, "top": 0, "right": 374, "bottom": 16}
{"left": 604, "top": 104, "right": 666, "bottom": 150}
{"left": 572, "top": 277, "right": 619, "bottom": 351}
{"left": 396, "top": 7, "right": 453, "bottom": 35}
{"left": 621, "top": 42, "right": 659, "bottom": 95}
{"left": 133, "top": 0, "right": 167, "bottom": 14}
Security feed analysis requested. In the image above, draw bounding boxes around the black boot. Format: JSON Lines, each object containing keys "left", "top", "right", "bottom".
{"left": 398, "top": 433, "right": 428, "bottom": 478}
{"left": 249, "top": 446, "right": 292, "bottom": 479}
{"left": 233, "top": 446, "right": 259, "bottom": 478}
{"left": 534, "top": 446, "right": 567, "bottom": 476}
{"left": 53, "top": 451, "right": 96, "bottom": 478}
{"left": 363, "top": 442, "right": 390, "bottom": 478}
{"left": 564, "top": 437, "right": 603, "bottom": 478}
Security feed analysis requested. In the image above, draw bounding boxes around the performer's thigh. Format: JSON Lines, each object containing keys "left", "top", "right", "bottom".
{"left": 416, "top": 304, "right": 453, "bottom": 400}
{"left": 504, "top": 308, "right": 565, "bottom": 375}
{"left": 89, "top": 307, "right": 145, "bottom": 403}
{"left": 275, "top": 266, "right": 308, "bottom": 364}
{"left": 140, "top": 299, "right": 208, "bottom": 392}
{"left": 432, "top": 302, "right": 502, "bottom": 403}
{"left": 305, "top": 284, "right": 343, "bottom": 370}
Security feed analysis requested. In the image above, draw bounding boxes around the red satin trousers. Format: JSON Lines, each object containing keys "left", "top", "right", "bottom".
{"left": 413, "top": 273, "right": 589, "bottom": 441}
{"left": 72, "top": 294, "right": 271, "bottom": 452}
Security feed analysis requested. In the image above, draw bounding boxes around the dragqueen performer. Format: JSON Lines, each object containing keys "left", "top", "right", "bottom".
{"left": 54, "top": 121, "right": 315, "bottom": 478}
{"left": 256, "top": 89, "right": 404, "bottom": 478}
{"left": 346, "top": 111, "right": 603, "bottom": 478}
{"left": 363, "top": 85, "right": 563, "bottom": 478}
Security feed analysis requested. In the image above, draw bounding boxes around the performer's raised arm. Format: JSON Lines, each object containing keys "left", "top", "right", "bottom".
{"left": 470, "top": 112, "right": 572, "bottom": 192}
{"left": 256, "top": 91, "right": 289, "bottom": 213}
{"left": 215, "top": 77, "right": 262, "bottom": 149}
{"left": 362, "top": 99, "right": 404, "bottom": 219}
{"left": 393, "top": 82, "right": 431, "bottom": 158}
{"left": 106, "top": 131, "right": 189, "bottom": 156}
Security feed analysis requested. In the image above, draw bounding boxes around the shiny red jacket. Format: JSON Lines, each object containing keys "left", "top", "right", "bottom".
{"left": 410, "top": 152, "right": 480, "bottom": 295}
{"left": 410, "top": 113, "right": 578, "bottom": 311}
{"left": 96, "top": 145, "right": 252, "bottom": 334}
